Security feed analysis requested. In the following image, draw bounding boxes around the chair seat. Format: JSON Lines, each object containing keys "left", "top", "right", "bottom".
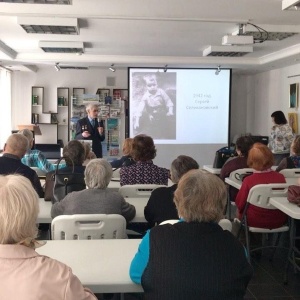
{"left": 249, "top": 225, "right": 289, "bottom": 233}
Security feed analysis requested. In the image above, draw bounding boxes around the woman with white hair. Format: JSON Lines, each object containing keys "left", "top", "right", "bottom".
{"left": 51, "top": 159, "right": 136, "bottom": 222}
{"left": 0, "top": 174, "right": 97, "bottom": 300}
{"left": 130, "top": 169, "right": 252, "bottom": 300}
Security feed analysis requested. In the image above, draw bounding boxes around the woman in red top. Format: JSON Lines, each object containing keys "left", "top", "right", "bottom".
{"left": 235, "top": 143, "right": 287, "bottom": 229}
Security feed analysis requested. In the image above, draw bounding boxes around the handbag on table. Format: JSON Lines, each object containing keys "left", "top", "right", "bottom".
{"left": 287, "top": 185, "right": 300, "bottom": 206}
{"left": 44, "top": 157, "right": 86, "bottom": 203}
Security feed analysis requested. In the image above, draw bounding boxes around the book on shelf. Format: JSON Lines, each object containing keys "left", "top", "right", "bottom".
{"left": 99, "top": 105, "right": 110, "bottom": 118}
{"left": 107, "top": 118, "right": 119, "bottom": 130}
{"left": 110, "top": 108, "right": 121, "bottom": 118}
{"left": 110, "top": 134, "right": 119, "bottom": 145}
{"left": 109, "top": 146, "right": 119, "bottom": 156}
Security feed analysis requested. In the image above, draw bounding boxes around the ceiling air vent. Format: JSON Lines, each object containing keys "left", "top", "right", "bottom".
{"left": 18, "top": 17, "right": 79, "bottom": 35}
{"left": 39, "top": 41, "right": 84, "bottom": 53}
{"left": 203, "top": 46, "right": 253, "bottom": 57}
{"left": 60, "top": 66, "right": 89, "bottom": 70}
{"left": 0, "top": 0, "right": 71, "bottom": 4}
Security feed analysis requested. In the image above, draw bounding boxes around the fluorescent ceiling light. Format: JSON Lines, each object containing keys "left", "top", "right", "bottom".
{"left": 0, "top": 40, "right": 17, "bottom": 59}
{"left": 282, "top": 0, "right": 300, "bottom": 10}
{"left": 39, "top": 41, "right": 84, "bottom": 53}
{"left": 222, "top": 35, "right": 253, "bottom": 45}
{"left": 203, "top": 45, "right": 253, "bottom": 57}
{"left": 18, "top": 17, "right": 79, "bottom": 35}
{"left": 0, "top": 0, "right": 71, "bottom": 4}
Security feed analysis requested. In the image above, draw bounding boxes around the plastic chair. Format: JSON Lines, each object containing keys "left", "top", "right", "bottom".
{"left": 118, "top": 184, "right": 164, "bottom": 198}
{"left": 226, "top": 168, "right": 254, "bottom": 220}
{"left": 279, "top": 169, "right": 300, "bottom": 185}
{"left": 159, "top": 219, "right": 232, "bottom": 232}
{"left": 51, "top": 214, "right": 127, "bottom": 240}
{"left": 112, "top": 168, "right": 120, "bottom": 179}
{"left": 235, "top": 183, "right": 290, "bottom": 264}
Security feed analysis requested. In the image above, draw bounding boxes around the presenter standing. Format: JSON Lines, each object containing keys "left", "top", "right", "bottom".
{"left": 75, "top": 103, "right": 105, "bottom": 158}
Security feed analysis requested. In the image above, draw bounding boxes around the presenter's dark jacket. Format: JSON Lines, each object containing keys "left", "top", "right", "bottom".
{"left": 0, "top": 154, "right": 44, "bottom": 197}
{"left": 130, "top": 222, "right": 253, "bottom": 300}
{"left": 75, "top": 117, "right": 105, "bottom": 158}
{"left": 144, "top": 184, "right": 179, "bottom": 227}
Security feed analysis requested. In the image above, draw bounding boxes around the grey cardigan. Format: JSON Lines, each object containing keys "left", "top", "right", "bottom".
{"left": 51, "top": 188, "right": 136, "bottom": 222}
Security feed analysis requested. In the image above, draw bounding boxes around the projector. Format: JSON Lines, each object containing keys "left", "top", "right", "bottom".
{"left": 222, "top": 35, "right": 254, "bottom": 45}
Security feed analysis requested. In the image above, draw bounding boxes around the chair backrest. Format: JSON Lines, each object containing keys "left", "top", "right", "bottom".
{"left": 229, "top": 168, "right": 254, "bottom": 182}
{"left": 119, "top": 184, "right": 163, "bottom": 198}
{"left": 112, "top": 168, "right": 121, "bottom": 179}
{"left": 279, "top": 169, "right": 300, "bottom": 184}
{"left": 246, "top": 183, "right": 290, "bottom": 210}
{"left": 51, "top": 214, "right": 127, "bottom": 240}
{"left": 159, "top": 219, "right": 232, "bottom": 232}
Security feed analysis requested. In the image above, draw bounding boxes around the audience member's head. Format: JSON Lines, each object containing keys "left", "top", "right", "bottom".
{"left": 81, "top": 142, "right": 96, "bottom": 160}
{"left": 4, "top": 134, "right": 29, "bottom": 159}
{"left": 235, "top": 135, "right": 254, "bottom": 158}
{"left": 0, "top": 175, "right": 38, "bottom": 246}
{"left": 271, "top": 111, "right": 287, "bottom": 125}
{"left": 84, "top": 159, "right": 113, "bottom": 189}
{"left": 174, "top": 169, "right": 226, "bottom": 223}
{"left": 122, "top": 138, "right": 134, "bottom": 156}
{"left": 18, "top": 129, "right": 34, "bottom": 150}
{"left": 291, "top": 135, "right": 300, "bottom": 156}
{"left": 170, "top": 155, "right": 199, "bottom": 183}
{"left": 131, "top": 134, "right": 156, "bottom": 161}
{"left": 247, "top": 142, "right": 274, "bottom": 171}
{"left": 62, "top": 140, "right": 85, "bottom": 166}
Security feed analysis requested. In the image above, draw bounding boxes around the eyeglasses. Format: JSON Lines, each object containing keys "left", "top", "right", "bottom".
{"left": 92, "top": 110, "right": 99, "bottom": 112}
{"left": 147, "top": 83, "right": 157, "bottom": 87}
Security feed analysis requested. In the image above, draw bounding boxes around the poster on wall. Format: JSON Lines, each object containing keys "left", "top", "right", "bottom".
{"left": 289, "top": 83, "right": 299, "bottom": 108}
{"left": 288, "top": 113, "right": 298, "bottom": 134}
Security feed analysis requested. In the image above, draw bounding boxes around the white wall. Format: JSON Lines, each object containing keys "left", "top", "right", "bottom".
{"left": 11, "top": 67, "right": 128, "bottom": 144}
{"left": 11, "top": 63, "right": 300, "bottom": 167}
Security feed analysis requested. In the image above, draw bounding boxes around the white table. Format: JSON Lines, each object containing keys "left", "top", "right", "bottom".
{"left": 225, "top": 177, "right": 242, "bottom": 190}
{"left": 269, "top": 197, "right": 300, "bottom": 282}
{"left": 203, "top": 165, "right": 221, "bottom": 175}
{"left": 36, "top": 239, "right": 143, "bottom": 294}
{"left": 38, "top": 197, "right": 148, "bottom": 224}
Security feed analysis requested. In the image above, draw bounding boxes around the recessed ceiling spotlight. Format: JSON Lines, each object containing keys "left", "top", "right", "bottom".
{"left": 109, "top": 64, "right": 115, "bottom": 72}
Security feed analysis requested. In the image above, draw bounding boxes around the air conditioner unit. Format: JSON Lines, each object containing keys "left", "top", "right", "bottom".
{"left": 39, "top": 41, "right": 84, "bottom": 53}
{"left": 203, "top": 45, "right": 253, "bottom": 57}
{"left": 18, "top": 17, "right": 79, "bottom": 35}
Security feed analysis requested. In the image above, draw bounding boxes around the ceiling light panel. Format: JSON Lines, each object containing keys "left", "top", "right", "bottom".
{"left": 0, "top": 0, "right": 71, "bottom": 4}
{"left": 203, "top": 46, "right": 253, "bottom": 57}
{"left": 18, "top": 17, "right": 79, "bottom": 35}
{"left": 282, "top": 0, "right": 300, "bottom": 10}
{"left": 39, "top": 41, "right": 84, "bottom": 53}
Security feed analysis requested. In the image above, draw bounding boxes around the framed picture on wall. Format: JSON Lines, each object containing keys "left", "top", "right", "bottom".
{"left": 289, "top": 83, "right": 299, "bottom": 108}
{"left": 288, "top": 113, "right": 298, "bottom": 134}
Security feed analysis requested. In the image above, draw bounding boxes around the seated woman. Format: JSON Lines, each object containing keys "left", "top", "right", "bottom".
{"left": 220, "top": 135, "right": 254, "bottom": 202}
{"left": 120, "top": 134, "right": 169, "bottom": 186}
{"left": 144, "top": 155, "right": 199, "bottom": 227}
{"left": 45, "top": 140, "right": 86, "bottom": 201}
{"left": 130, "top": 169, "right": 253, "bottom": 300}
{"left": 51, "top": 159, "right": 136, "bottom": 223}
{"left": 276, "top": 135, "right": 300, "bottom": 172}
{"left": 0, "top": 174, "right": 97, "bottom": 300}
{"left": 110, "top": 138, "right": 135, "bottom": 169}
{"left": 235, "top": 143, "right": 287, "bottom": 228}
{"left": 82, "top": 142, "right": 96, "bottom": 166}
